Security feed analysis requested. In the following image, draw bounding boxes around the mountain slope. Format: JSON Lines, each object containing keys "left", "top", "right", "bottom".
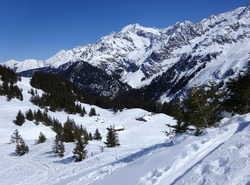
{"left": 56, "top": 61, "right": 131, "bottom": 98}
{"left": 0, "top": 77, "right": 249, "bottom": 185}
{"left": 2, "top": 3, "right": 250, "bottom": 101}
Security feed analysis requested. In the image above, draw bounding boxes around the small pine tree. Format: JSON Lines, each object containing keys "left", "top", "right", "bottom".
{"left": 36, "top": 132, "right": 47, "bottom": 144}
{"left": 72, "top": 137, "right": 87, "bottom": 162}
{"left": 16, "top": 110, "right": 25, "bottom": 126}
{"left": 88, "top": 132, "right": 93, "bottom": 140}
{"left": 81, "top": 106, "right": 87, "bottom": 117}
{"left": 25, "top": 109, "right": 34, "bottom": 121}
{"left": 58, "top": 140, "right": 65, "bottom": 157}
{"left": 10, "top": 129, "right": 21, "bottom": 143}
{"left": 15, "top": 137, "right": 29, "bottom": 156}
{"left": 104, "top": 126, "right": 120, "bottom": 147}
{"left": 63, "top": 117, "right": 76, "bottom": 142}
{"left": 89, "top": 107, "right": 97, "bottom": 117}
{"left": 93, "top": 128, "right": 102, "bottom": 141}
{"left": 52, "top": 133, "right": 65, "bottom": 157}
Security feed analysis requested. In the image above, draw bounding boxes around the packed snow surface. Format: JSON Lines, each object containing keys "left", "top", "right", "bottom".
{"left": 0, "top": 78, "right": 250, "bottom": 185}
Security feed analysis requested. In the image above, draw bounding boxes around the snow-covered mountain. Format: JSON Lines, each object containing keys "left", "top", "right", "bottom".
{"left": 0, "top": 76, "right": 250, "bottom": 185}
{"left": 2, "top": 4, "right": 250, "bottom": 100}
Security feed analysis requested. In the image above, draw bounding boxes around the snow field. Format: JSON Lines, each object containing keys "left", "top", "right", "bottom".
{"left": 0, "top": 77, "right": 175, "bottom": 185}
{"left": 0, "top": 77, "right": 249, "bottom": 185}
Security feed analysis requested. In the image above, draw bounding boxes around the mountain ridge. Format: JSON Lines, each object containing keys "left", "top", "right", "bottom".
{"left": 2, "top": 4, "right": 250, "bottom": 101}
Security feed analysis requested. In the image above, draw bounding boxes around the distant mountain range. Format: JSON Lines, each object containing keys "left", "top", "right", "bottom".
{"left": 3, "top": 3, "right": 250, "bottom": 102}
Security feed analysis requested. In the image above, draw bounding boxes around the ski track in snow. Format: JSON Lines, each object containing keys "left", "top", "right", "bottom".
{"left": 1, "top": 77, "right": 250, "bottom": 185}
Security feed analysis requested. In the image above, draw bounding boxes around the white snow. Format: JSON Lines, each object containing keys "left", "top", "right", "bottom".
{"left": 2, "top": 4, "right": 250, "bottom": 92}
{"left": 0, "top": 77, "right": 249, "bottom": 185}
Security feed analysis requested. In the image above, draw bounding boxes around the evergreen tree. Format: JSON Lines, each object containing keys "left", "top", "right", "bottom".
{"left": 80, "top": 106, "right": 87, "bottom": 117}
{"left": 104, "top": 125, "right": 120, "bottom": 147}
{"left": 52, "top": 118, "right": 62, "bottom": 133}
{"left": 170, "top": 99, "right": 189, "bottom": 134}
{"left": 224, "top": 68, "right": 250, "bottom": 114}
{"left": 173, "top": 81, "right": 223, "bottom": 135}
{"left": 15, "top": 137, "right": 29, "bottom": 156}
{"left": 72, "top": 136, "right": 87, "bottom": 162}
{"left": 63, "top": 117, "right": 76, "bottom": 142}
{"left": 10, "top": 129, "right": 21, "bottom": 143}
{"left": 34, "top": 109, "right": 44, "bottom": 123}
{"left": 88, "top": 132, "right": 93, "bottom": 140}
{"left": 52, "top": 133, "right": 65, "bottom": 157}
{"left": 89, "top": 107, "right": 97, "bottom": 116}
{"left": 36, "top": 132, "right": 47, "bottom": 144}
{"left": 16, "top": 110, "right": 25, "bottom": 126}
{"left": 0, "top": 65, "right": 23, "bottom": 101}
{"left": 25, "top": 109, "right": 34, "bottom": 121}
{"left": 93, "top": 128, "right": 102, "bottom": 141}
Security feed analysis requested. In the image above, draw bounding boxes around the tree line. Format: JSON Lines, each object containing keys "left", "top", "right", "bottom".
{"left": 29, "top": 71, "right": 175, "bottom": 116}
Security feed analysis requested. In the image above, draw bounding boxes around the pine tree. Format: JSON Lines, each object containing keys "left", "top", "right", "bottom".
{"left": 36, "top": 132, "right": 47, "bottom": 144}
{"left": 88, "top": 132, "right": 93, "bottom": 140}
{"left": 89, "top": 107, "right": 97, "bottom": 117}
{"left": 63, "top": 117, "right": 76, "bottom": 142}
{"left": 224, "top": 68, "right": 250, "bottom": 114}
{"left": 15, "top": 137, "right": 29, "bottom": 156}
{"left": 52, "top": 133, "right": 65, "bottom": 157}
{"left": 80, "top": 106, "right": 87, "bottom": 117}
{"left": 16, "top": 110, "right": 25, "bottom": 126}
{"left": 93, "top": 128, "right": 102, "bottom": 141}
{"left": 171, "top": 99, "right": 188, "bottom": 133}
{"left": 180, "top": 81, "right": 223, "bottom": 135}
{"left": 10, "top": 129, "right": 21, "bottom": 143}
{"left": 72, "top": 136, "right": 87, "bottom": 162}
{"left": 25, "top": 109, "right": 34, "bottom": 121}
{"left": 104, "top": 125, "right": 120, "bottom": 147}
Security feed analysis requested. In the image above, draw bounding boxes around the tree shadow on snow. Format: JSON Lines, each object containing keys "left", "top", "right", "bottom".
{"left": 43, "top": 151, "right": 59, "bottom": 158}
{"left": 54, "top": 156, "right": 74, "bottom": 164}
{"left": 234, "top": 121, "right": 250, "bottom": 134}
{"left": 112, "top": 141, "right": 173, "bottom": 165}
{"left": 9, "top": 152, "right": 19, "bottom": 156}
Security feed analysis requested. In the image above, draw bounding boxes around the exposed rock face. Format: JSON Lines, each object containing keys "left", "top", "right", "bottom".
{"left": 3, "top": 4, "right": 250, "bottom": 101}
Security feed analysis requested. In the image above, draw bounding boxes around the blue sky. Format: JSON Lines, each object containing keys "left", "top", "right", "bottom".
{"left": 0, "top": 0, "right": 248, "bottom": 62}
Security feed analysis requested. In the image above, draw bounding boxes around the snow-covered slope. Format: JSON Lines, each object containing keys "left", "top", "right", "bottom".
{"left": 2, "top": 4, "right": 250, "bottom": 99}
{"left": 3, "top": 59, "right": 45, "bottom": 73}
{"left": 0, "top": 77, "right": 249, "bottom": 185}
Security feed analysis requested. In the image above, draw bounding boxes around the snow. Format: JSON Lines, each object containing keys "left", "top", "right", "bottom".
{"left": 0, "top": 77, "right": 250, "bottom": 185}
{"left": 2, "top": 4, "right": 250, "bottom": 92}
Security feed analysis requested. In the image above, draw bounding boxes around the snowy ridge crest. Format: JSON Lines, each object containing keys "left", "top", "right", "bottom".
{"left": 2, "top": 4, "right": 250, "bottom": 100}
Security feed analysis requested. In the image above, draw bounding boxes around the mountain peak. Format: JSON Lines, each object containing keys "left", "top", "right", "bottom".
{"left": 120, "top": 23, "right": 144, "bottom": 33}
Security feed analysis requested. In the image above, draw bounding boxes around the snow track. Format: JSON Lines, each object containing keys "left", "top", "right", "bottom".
{"left": 0, "top": 77, "right": 249, "bottom": 185}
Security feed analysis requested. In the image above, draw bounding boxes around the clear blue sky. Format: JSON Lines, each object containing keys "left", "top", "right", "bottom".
{"left": 0, "top": 0, "right": 248, "bottom": 62}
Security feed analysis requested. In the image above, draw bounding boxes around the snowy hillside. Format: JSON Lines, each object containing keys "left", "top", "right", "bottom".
{"left": 3, "top": 4, "right": 250, "bottom": 93}
{"left": 1, "top": 76, "right": 250, "bottom": 184}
